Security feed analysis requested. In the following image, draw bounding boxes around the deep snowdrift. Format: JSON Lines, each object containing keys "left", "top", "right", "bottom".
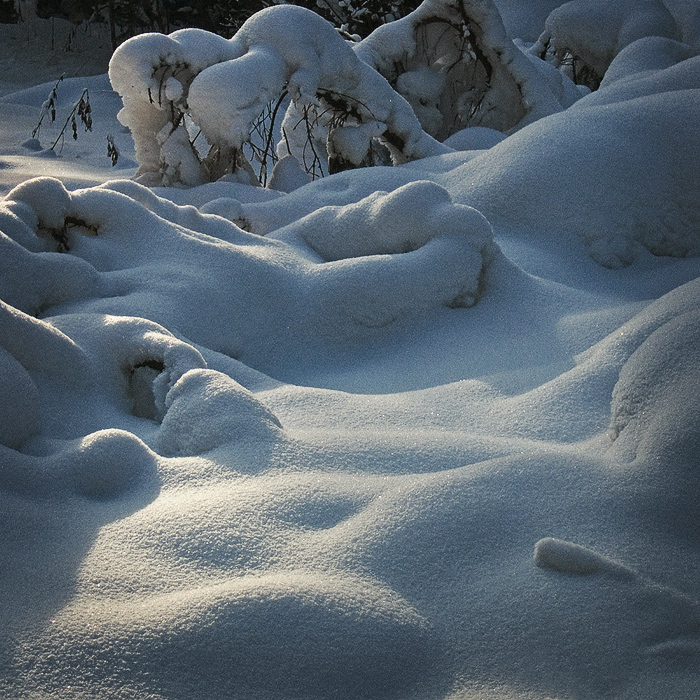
{"left": 1, "top": 2, "right": 699, "bottom": 699}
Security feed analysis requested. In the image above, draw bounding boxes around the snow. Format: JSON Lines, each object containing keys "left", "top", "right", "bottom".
{"left": 537, "top": 0, "right": 700, "bottom": 86}
{"left": 533, "top": 537, "right": 636, "bottom": 577}
{"left": 110, "top": 4, "right": 451, "bottom": 186}
{"left": 355, "top": 0, "right": 581, "bottom": 138}
{"left": 1, "top": 2, "right": 700, "bottom": 700}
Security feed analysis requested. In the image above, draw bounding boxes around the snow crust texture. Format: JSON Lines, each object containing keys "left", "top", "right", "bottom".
{"left": 2, "top": 2, "right": 700, "bottom": 700}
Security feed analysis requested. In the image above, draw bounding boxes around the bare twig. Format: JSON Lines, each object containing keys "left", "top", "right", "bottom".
{"left": 32, "top": 75, "right": 64, "bottom": 139}
{"left": 51, "top": 88, "right": 92, "bottom": 152}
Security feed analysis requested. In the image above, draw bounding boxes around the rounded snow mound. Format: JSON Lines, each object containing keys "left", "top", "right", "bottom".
{"left": 33, "top": 572, "right": 436, "bottom": 699}
{"left": 67, "top": 428, "right": 159, "bottom": 500}
{"left": 444, "top": 50, "right": 700, "bottom": 269}
{"left": 158, "top": 368, "right": 283, "bottom": 457}
{"left": 534, "top": 537, "right": 634, "bottom": 579}
{"left": 0, "top": 345, "right": 40, "bottom": 449}
{"left": 609, "top": 307, "right": 700, "bottom": 462}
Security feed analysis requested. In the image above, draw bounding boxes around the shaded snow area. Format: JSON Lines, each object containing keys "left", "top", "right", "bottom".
{"left": 1, "top": 1, "right": 700, "bottom": 699}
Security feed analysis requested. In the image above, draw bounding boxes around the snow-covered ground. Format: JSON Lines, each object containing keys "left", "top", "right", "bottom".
{"left": 1, "top": 1, "right": 699, "bottom": 699}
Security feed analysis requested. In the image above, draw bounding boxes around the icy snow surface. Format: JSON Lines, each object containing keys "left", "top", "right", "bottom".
{"left": 1, "top": 3, "right": 700, "bottom": 700}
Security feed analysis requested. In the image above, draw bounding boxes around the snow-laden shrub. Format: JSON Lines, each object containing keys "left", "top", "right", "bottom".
{"left": 109, "top": 0, "right": 580, "bottom": 187}
{"left": 108, "top": 29, "right": 240, "bottom": 186}
{"left": 356, "top": 0, "right": 580, "bottom": 139}
{"left": 109, "top": 4, "right": 448, "bottom": 186}
{"left": 535, "top": 0, "right": 681, "bottom": 89}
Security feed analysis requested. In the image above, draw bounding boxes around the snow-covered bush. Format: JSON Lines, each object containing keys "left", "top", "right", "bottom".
{"left": 356, "top": 0, "right": 580, "bottom": 139}
{"left": 535, "top": 0, "right": 681, "bottom": 89}
{"left": 108, "top": 0, "right": 581, "bottom": 187}
{"left": 109, "top": 5, "right": 448, "bottom": 186}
